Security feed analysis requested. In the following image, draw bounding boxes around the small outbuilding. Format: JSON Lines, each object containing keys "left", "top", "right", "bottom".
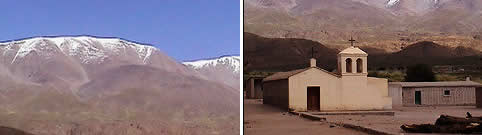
{"left": 246, "top": 77, "right": 264, "bottom": 99}
{"left": 262, "top": 46, "right": 392, "bottom": 111}
{"left": 389, "top": 80, "right": 482, "bottom": 107}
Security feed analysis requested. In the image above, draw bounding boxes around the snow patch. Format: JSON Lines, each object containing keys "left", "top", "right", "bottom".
{"left": 0, "top": 36, "right": 158, "bottom": 64}
{"left": 386, "top": 0, "right": 400, "bottom": 7}
{"left": 183, "top": 56, "right": 240, "bottom": 73}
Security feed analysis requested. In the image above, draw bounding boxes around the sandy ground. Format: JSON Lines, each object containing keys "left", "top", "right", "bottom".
{"left": 244, "top": 99, "right": 367, "bottom": 135}
{"left": 319, "top": 106, "right": 482, "bottom": 134}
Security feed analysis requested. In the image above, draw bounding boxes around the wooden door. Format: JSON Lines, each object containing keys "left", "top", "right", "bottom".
{"left": 415, "top": 91, "right": 421, "bottom": 105}
{"left": 307, "top": 87, "right": 320, "bottom": 111}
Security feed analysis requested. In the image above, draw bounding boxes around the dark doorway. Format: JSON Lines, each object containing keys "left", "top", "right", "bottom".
{"left": 307, "top": 87, "right": 320, "bottom": 111}
{"left": 346, "top": 58, "right": 352, "bottom": 73}
{"left": 415, "top": 91, "right": 421, "bottom": 105}
{"left": 476, "top": 87, "right": 482, "bottom": 108}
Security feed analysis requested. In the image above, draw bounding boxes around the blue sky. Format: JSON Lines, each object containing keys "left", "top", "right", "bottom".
{"left": 0, "top": 0, "right": 240, "bottom": 61}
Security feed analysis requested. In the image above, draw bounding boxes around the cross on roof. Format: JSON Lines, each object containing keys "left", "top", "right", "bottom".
{"left": 349, "top": 36, "right": 356, "bottom": 47}
{"left": 311, "top": 46, "right": 318, "bottom": 58}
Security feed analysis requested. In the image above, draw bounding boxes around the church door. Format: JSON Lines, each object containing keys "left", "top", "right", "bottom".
{"left": 307, "top": 87, "right": 320, "bottom": 111}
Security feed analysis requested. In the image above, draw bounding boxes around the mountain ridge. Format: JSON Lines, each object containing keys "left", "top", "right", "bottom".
{"left": 183, "top": 55, "right": 240, "bottom": 90}
{"left": 0, "top": 36, "right": 239, "bottom": 135}
{"left": 244, "top": 32, "right": 481, "bottom": 72}
{"left": 0, "top": 35, "right": 156, "bottom": 47}
{"left": 244, "top": 0, "right": 482, "bottom": 52}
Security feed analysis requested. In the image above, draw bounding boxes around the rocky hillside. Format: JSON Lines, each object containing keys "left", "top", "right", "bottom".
{"left": 0, "top": 36, "right": 239, "bottom": 135}
{"left": 244, "top": 32, "right": 482, "bottom": 72}
{"left": 244, "top": 32, "right": 338, "bottom": 71}
{"left": 183, "top": 55, "right": 240, "bottom": 90}
{"left": 244, "top": 0, "right": 482, "bottom": 52}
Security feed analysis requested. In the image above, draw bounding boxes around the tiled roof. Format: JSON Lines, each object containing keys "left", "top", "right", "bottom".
{"left": 389, "top": 81, "right": 482, "bottom": 87}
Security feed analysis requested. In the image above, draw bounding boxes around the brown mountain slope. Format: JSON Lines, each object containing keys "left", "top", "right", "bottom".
{"left": 244, "top": 32, "right": 482, "bottom": 71}
{"left": 0, "top": 36, "right": 239, "bottom": 135}
{"left": 244, "top": 0, "right": 482, "bottom": 52}
{"left": 370, "top": 41, "right": 482, "bottom": 68}
{"left": 183, "top": 56, "right": 240, "bottom": 91}
{"left": 244, "top": 32, "right": 338, "bottom": 71}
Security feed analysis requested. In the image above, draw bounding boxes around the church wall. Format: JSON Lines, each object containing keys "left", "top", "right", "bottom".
{"left": 339, "top": 76, "right": 391, "bottom": 110}
{"left": 287, "top": 68, "right": 392, "bottom": 111}
{"left": 289, "top": 68, "right": 341, "bottom": 111}
{"left": 402, "top": 86, "right": 476, "bottom": 106}
{"left": 262, "top": 79, "right": 289, "bottom": 110}
{"left": 367, "top": 77, "right": 392, "bottom": 109}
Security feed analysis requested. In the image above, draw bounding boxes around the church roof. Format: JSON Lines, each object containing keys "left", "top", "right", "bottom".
{"left": 263, "top": 67, "right": 340, "bottom": 82}
{"left": 339, "top": 46, "right": 367, "bottom": 55}
{"left": 389, "top": 81, "right": 482, "bottom": 88}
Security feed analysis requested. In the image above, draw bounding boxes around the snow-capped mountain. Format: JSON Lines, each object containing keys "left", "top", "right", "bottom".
{"left": 382, "top": 0, "right": 441, "bottom": 14}
{"left": 0, "top": 35, "right": 204, "bottom": 91}
{"left": 0, "top": 36, "right": 239, "bottom": 134}
{"left": 183, "top": 55, "right": 240, "bottom": 73}
{"left": 0, "top": 36, "right": 157, "bottom": 64}
{"left": 183, "top": 55, "right": 240, "bottom": 90}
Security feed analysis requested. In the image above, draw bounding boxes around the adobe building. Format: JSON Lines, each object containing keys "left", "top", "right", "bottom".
{"left": 389, "top": 79, "right": 482, "bottom": 107}
{"left": 262, "top": 46, "right": 392, "bottom": 111}
{"left": 246, "top": 77, "right": 264, "bottom": 99}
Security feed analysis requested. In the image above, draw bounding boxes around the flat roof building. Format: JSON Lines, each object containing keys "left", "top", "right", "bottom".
{"left": 389, "top": 81, "right": 482, "bottom": 107}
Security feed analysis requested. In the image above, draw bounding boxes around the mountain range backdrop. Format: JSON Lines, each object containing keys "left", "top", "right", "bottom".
{"left": 244, "top": 0, "right": 482, "bottom": 82}
{"left": 0, "top": 0, "right": 240, "bottom": 135}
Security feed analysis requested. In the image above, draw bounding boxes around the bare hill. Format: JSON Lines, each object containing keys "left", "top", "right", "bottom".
{"left": 244, "top": 32, "right": 338, "bottom": 71}
{"left": 244, "top": 32, "right": 482, "bottom": 72}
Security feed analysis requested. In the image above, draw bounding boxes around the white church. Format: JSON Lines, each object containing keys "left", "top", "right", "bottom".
{"left": 262, "top": 46, "right": 392, "bottom": 111}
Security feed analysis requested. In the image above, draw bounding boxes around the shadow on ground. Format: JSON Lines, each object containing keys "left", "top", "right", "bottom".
{"left": 0, "top": 126, "right": 34, "bottom": 135}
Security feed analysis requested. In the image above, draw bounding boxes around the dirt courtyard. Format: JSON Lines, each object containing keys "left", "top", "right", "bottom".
{"left": 316, "top": 106, "right": 482, "bottom": 134}
{"left": 243, "top": 99, "right": 367, "bottom": 135}
{"left": 245, "top": 98, "right": 482, "bottom": 135}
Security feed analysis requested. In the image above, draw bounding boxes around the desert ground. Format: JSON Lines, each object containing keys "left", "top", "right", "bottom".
{"left": 245, "top": 97, "right": 482, "bottom": 135}
{"left": 243, "top": 99, "right": 367, "bottom": 135}
{"left": 319, "top": 106, "right": 482, "bottom": 134}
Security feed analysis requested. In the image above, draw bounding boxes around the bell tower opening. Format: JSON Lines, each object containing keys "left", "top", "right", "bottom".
{"left": 345, "top": 58, "right": 352, "bottom": 73}
{"left": 356, "top": 58, "right": 363, "bottom": 73}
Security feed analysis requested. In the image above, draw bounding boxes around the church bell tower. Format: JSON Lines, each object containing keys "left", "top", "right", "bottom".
{"left": 338, "top": 37, "right": 368, "bottom": 76}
